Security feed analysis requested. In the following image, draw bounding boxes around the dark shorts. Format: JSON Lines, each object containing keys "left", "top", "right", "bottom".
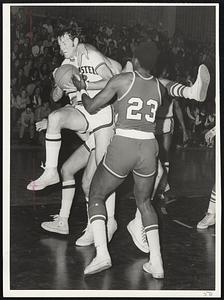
{"left": 103, "top": 135, "right": 159, "bottom": 178}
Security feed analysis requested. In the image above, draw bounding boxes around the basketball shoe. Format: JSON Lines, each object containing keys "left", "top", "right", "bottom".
{"left": 190, "top": 64, "right": 210, "bottom": 102}
{"left": 143, "top": 259, "right": 164, "bottom": 279}
{"left": 127, "top": 219, "right": 150, "bottom": 253}
{"left": 27, "top": 165, "right": 60, "bottom": 191}
{"left": 75, "top": 218, "right": 118, "bottom": 246}
{"left": 197, "top": 213, "right": 215, "bottom": 229}
{"left": 84, "top": 255, "right": 112, "bottom": 275}
{"left": 41, "top": 215, "right": 69, "bottom": 235}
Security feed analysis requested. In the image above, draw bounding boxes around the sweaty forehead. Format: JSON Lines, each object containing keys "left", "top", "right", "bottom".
{"left": 58, "top": 34, "right": 72, "bottom": 44}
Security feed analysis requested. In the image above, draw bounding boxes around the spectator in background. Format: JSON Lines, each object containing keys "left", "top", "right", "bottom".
{"left": 15, "top": 89, "right": 31, "bottom": 115}
{"left": 19, "top": 104, "right": 35, "bottom": 143}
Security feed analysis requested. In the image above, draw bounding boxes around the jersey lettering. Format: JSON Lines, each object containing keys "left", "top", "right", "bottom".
{"left": 79, "top": 66, "right": 97, "bottom": 75}
{"left": 126, "top": 97, "right": 158, "bottom": 123}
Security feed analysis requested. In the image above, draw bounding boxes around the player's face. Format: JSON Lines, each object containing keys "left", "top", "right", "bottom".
{"left": 58, "top": 33, "right": 77, "bottom": 59}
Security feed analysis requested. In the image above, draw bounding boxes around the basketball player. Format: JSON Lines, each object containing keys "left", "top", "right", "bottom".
{"left": 197, "top": 126, "right": 216, "bottom": 229}
{"left": 27, "top": 26, "right": 121, "bottom": 244}
{"left": 72, "top": 42, "right": 210, "bottom": 276}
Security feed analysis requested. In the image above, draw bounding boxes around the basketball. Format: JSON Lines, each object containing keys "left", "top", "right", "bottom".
{"left": 54, "top": 64, "right": 80, "bottom": 90}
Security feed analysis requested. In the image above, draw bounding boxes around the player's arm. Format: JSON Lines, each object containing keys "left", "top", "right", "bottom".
{"left": 173, "top": 99, "right": 188, "bottom": 143}
{"left": 72, "top": 74, "right": 120, "bottom": 114}
{"left": 51, "top": 67, "right": 64, "bottom": 102}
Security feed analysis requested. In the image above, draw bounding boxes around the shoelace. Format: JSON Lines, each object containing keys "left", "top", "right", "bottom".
{"left": 201, "top": 213, "right": 213, "bottom": 224}
{"left": 141, "top": 226, "right": 147, "bottom": 243}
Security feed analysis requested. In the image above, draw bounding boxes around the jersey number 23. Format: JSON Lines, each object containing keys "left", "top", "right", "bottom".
{"left": 126, "top": 97, "right": 158, "bottom": 122}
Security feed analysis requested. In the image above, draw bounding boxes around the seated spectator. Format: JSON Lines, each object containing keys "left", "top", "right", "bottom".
{"left": 15, "top": 89, "right": 31, "bottom": 116}
{"left": 31, "top": 86, "right": 42, "bottom": 109}
{"left": 19, "top": 105, "right": 35, "bottom": 143}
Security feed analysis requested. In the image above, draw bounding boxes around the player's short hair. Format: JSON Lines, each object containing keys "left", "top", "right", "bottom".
{"left": 134, "top": 42, "right": 159, "bottom": 72}
{"left": 57, "top": 25, "right": 79, "bottom": 40}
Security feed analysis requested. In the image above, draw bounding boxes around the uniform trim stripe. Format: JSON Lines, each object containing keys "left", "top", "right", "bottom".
{"left": 170, "top": 83, "right": 179, "bottom": 96}
{"left": 103, "top": 156, "right": 127, "bottom": 179}
{"left": 179, "top": 86, "right": 185, "bottom": 98}
{"left": 95, "top": 62, "right": 113, "bottom": 76}
{"left": 62, "top": 184, "right": 76, "bottom": 189}
{"left": 117, "top": 72, "right": 135, "bottom": 101}
{"left": 45, "top": 138, "right": 61, "bottom": 142}
{"left": 145, "top": 225, "right": 159, "bottom": 232}
{"left": 116, "top": 128, "right": 155, "bottom": 140}
{"left": 176, "top": 84, "right": 184, "bottom": 97}
{"left": 156, "top": 78, "right": 162, "bottom": 106}
{"left": 133, "top": 169, "right": 156, "bottom": 178}
{"left": 135, "top": 71, "right": 153, "bottom": 80}
{"left": 90, "top": 215, "right": 106, "bottom": 223}
{"left": 83, "top": 141, "right": 91, "bottom": 152}
{"left": 92, "top": 106, "right": 114, "bottom": 133}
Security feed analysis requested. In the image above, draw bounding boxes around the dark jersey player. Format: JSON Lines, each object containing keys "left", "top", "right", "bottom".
{"left": 72, "top": 42, "right": 210, "bottom": 277}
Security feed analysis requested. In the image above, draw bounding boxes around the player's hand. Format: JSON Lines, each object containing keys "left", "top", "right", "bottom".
{"left": 63, "top": 82, "right": 77, "bottom": 94}
{"left": 205, "top": 129, "right": 215, "bottom": 144}
{"left": 71, "top": 74, "right": 87, "bottom": 91}
{"left": 36, "top": 118, "right": 48, "bottom": 132}
{"left": 70, "top": 95, "right": 79, "bottom": 106}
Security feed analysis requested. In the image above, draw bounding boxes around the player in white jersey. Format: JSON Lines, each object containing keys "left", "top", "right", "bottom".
{"left": 27, "top": 26, "right": 121, "bottom": 243}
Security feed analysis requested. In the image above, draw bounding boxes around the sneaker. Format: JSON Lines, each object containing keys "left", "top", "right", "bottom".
{"left": 143, "top": 260, "right": 164, "bottom": 279}
{"left": 127, "top": 219, "right": 150, "bottom": 253}
{"left": 191, "top": 64, "right": 210, "bottom": 102}
{"left": 197, "top": 213, "right": 215, "bottom": 229}
{"left": 75, "top": 223, "right": 94, "bottom": 246}
{"left": 75, "top": 218, "right": 118, "bottom": 247}
{"left": 27, "top": 167, "right": 60, "bottom": 191}
{"left": 41, "top": 215, "right": 69, "bottom": 234}
{"left": 84, "top": 255, "right": 112, "bottom": 275}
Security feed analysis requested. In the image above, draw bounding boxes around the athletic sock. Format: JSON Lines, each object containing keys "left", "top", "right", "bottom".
{"left": 45, "top": 133, "right": 62, "bottom": 168}
{"left": 90, "top": 217, "right": 109, "bottom": 257}
{"left": 105, "top": 193, "right": 116, "bottom": 220}
{"left": 59, "top": 179, "right": 76, "bottom": 218}
{"left": 145, "top": 225, "right": 161, "bottom": 259}
{"left": 207, "top": 188, "right": 216, "bottom": 214}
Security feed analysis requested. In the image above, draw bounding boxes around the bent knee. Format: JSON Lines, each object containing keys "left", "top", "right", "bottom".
{"left": 61, "top": 164, "right": 74, "bottom": 179}
{"left": 48, "top": 110, "right": 63, "bottom": 125}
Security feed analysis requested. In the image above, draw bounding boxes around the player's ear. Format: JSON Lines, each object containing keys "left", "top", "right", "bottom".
{"left": 73, "top": 37, "right": 79, "bottom": 48}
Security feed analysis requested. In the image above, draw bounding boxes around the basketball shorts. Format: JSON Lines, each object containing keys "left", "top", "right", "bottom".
{"left": 75, "top": 104, "right": 114, "bottom": 133}
{"left": 103, "top": 135, "right": 159, "bottom": 178}
{"left": 155, "top": 117, "right": 174, "bottom": 135}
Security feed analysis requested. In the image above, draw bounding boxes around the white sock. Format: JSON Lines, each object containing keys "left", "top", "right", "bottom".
{"left": 208, "top": 188, "right": 216, "bottom": 214}
{"left": 105, "top": 193, "right": 116, "bottom": 220}
{"left": 59, "top": 180, "right": 76, "bottom": 218}
{"left": 90, "top": 218, "right": 109, "bottom": 257}
{"left": 145, "top": 225, "right": 162, "bottom": 260}
{"left": 45, "top": 133, "right": 61, "bottom": 168}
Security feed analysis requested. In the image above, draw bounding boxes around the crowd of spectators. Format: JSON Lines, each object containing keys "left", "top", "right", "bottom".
{"left": 10, "top": 8, "right": 215, "bottom": 148}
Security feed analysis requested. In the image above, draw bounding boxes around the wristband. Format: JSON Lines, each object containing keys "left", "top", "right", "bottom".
{"left": 80, "top": 89, "right": 88, "bottom": 97}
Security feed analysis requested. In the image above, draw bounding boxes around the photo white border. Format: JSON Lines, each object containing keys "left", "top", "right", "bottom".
{"left": 3, "top": 2, "right": 221, "bottom": 298}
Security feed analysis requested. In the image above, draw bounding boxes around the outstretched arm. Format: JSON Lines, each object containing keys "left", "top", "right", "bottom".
{"left": 72, "top": 74, "right": 120, "bottom": 114}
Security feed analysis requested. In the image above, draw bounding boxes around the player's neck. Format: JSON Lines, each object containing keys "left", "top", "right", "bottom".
{"left": 135, "top": 67, "right": 152, "bottom": 78}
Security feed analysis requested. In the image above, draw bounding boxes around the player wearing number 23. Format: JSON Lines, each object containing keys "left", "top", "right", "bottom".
{"left": 72, "top": 42, "right": 166, "bottom": 276}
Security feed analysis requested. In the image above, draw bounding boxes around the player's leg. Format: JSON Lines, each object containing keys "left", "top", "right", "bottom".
{"left": 84, "top": 162, "right": 125, "bottom": 275}
{"left": 133, "top": 173, "right": 164, "bottom": 278}
{"left": 76, "top": 127, "right": 118, "bottom": 246}
{"left": 157, "top": 132, "right": 172, "bottom": 199}
{"left": 197, "top": 184, "right": 216, "bottom": 229}
{"left": 127, "top": 158, "right": 164, "bottom": 253}
{"left": 27, "top": 105, "right": 88, "bottom": 191}
{"left": 41, "top": 143, "right": 90, "bottom": 234}
{"left": 162, "top": 65, "right": 210, "bottom": 102}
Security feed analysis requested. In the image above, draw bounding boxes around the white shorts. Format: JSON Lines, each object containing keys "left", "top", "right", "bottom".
{"left": 75, "top": 104, "right": 114, "bottom": 133}
{"left": 155, "top": 118, "right": 174, "bottom": 135}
